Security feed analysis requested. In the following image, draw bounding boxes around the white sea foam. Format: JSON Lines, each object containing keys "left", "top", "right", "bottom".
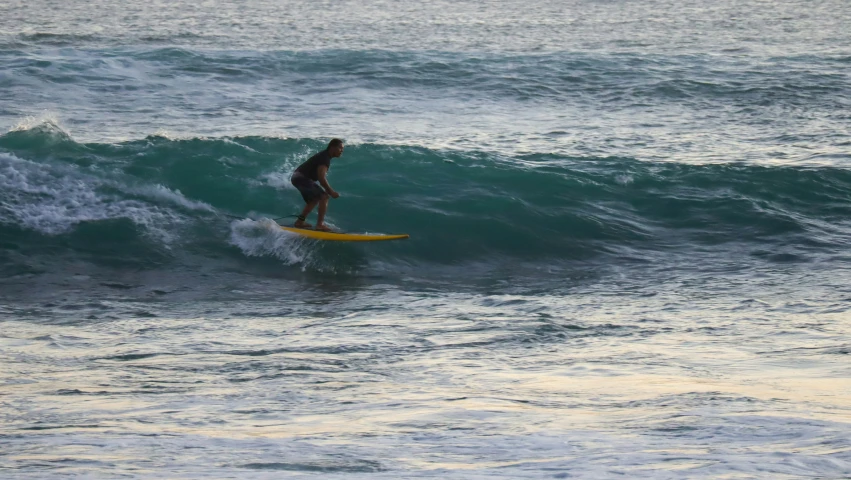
{"left": 135, "top": 184, "right": 214, "bottom": 212}
{"left": 260, "top": 170, "right": 294, "bottom": 189}
{"left": 220, "top": 137, "right": 260, "bottom": 153}
{"left": 150, "top": 129, "right": 176, "bottom": 140}
{"left": 260, "top": 144, "right": 316, "bottom": 189}
{"left": 9, "top": 113, "right": 65, "bottom": 134}
{"left": 615, "top": 173, "right": 634, "bottom": 185}
{"left": 228, "top": 217, "right": 317, "bottom": 268}
{"left": 0, "top": 152, "right": 178, "bottom": 241}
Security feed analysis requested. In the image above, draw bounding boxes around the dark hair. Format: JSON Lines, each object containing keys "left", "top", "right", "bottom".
{"left": 328, "top": 138, "right": 343, "bottom": 149}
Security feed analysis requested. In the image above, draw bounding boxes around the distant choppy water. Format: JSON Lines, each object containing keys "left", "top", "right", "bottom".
{"left": 1, "top": 0, "right": 851, "bottom": 478}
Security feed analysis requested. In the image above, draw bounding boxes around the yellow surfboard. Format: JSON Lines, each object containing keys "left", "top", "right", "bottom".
{"left": 280, "top": 225, "right": 409, "bottom": 242}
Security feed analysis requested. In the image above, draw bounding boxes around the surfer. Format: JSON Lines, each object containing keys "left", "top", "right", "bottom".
{"left": 290, "top": 139, "right": 343, "bottom": 231}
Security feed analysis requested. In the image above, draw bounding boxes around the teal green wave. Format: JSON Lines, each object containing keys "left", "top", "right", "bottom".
{"left": 2, "top": 124, "right": 850, "bottom": 274}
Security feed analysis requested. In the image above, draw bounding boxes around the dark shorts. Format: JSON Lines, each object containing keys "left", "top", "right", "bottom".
{"left": 291, "top": 172, "right": 326, "bottom": 203}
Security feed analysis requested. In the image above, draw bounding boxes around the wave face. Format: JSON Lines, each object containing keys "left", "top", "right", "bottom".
{"left": 2, "top": 123, "right": 850, "bottom": 283}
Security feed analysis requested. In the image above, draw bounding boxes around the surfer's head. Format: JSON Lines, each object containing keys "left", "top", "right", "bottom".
{"left": 328, "top": 138, "right": 344, "bottom": 157}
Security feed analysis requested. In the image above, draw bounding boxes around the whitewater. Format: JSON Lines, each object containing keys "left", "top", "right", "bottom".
{"left": 1, "top": 0, "right": 850, "bottom": 478}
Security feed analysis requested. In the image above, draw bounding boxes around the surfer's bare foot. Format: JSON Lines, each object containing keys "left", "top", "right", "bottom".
{"left": 294, "top": 220, "right": 312, "bottom": 228}
{"left": 314, "top": 223, "right": 332, "bottom": 232}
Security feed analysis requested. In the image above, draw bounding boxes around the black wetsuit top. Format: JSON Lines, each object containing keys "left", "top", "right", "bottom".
{"left": 295, "top": 149, "right": 332, "bottom": 181}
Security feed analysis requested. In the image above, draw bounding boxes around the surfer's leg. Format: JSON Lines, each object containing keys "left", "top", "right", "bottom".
{"left": 294, "top": 199, "right": 318, "bottom": 228}
{"left": 314, "top": 193, "right": 331, "bottom": 231}
{"left": 291, "top": 175, "right": 326, "bottom": 228}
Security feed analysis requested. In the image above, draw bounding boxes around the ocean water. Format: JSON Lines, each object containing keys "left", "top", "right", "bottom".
{"left": 2, "top": 0, "right": 851, "bottom": 478}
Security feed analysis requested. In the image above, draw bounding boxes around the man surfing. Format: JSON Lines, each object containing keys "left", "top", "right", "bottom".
{"left": 290, "top": 139, "right": 343, "bottom": 231}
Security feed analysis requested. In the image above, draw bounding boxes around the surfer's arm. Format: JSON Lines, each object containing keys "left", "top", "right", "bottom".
{"left": 317, "top": 166, "right": 339, "bottom": 198}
